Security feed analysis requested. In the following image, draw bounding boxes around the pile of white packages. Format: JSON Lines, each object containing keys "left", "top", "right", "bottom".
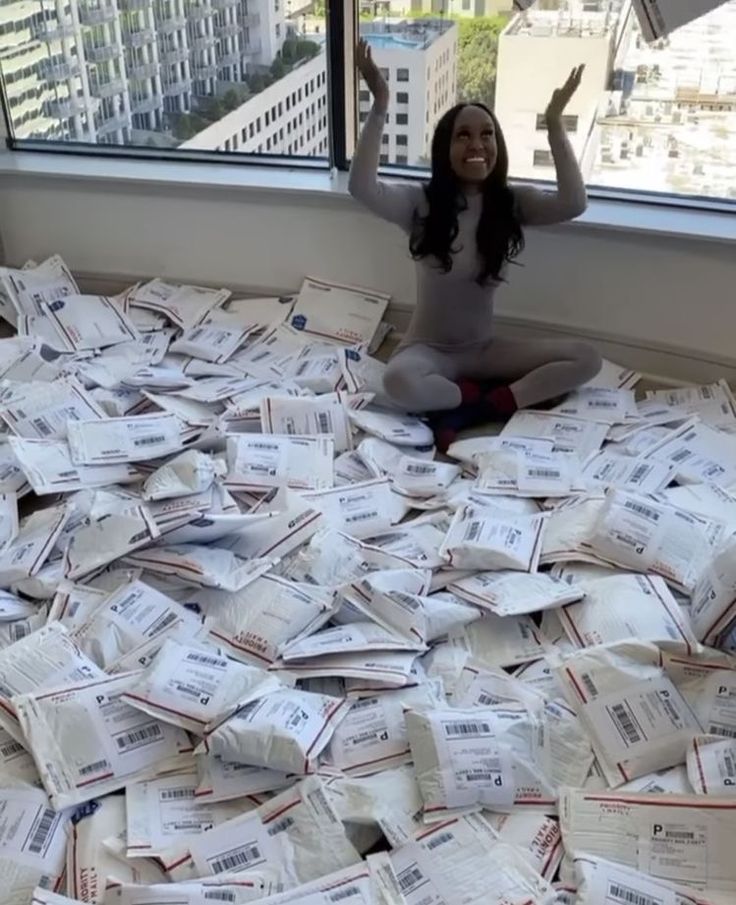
{"left": 5, "top": 256, "right": 736, "bottom": 905}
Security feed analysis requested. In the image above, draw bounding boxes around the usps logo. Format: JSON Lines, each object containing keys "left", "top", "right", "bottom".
{"left": 48, "top": 299, "right": 66, "bottom": 311}
{"left": 291, "top": 314, "right": 307, "bottom": 331}
{"left": 345, "top": 349, "right": 361, "bottom": 361}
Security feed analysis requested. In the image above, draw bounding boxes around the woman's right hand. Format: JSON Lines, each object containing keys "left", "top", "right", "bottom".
{"left": 356, "top": 39, "right": 389, "bottom": 113}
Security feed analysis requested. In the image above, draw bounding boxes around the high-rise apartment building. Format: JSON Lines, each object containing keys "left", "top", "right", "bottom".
{"left": 181, "top": 18, "right": 457, "bottom": 164}
{"left": 357, "top": 19, "right": 457, "bottom": 166}
{"left": 0, "top": 0, "right": 283, "bottom": 145}
{"left": 181, "top": 48, "right": 328, "bottom": 155}
{"left": 494, "top": 0, "right": 633, "bottom": 180}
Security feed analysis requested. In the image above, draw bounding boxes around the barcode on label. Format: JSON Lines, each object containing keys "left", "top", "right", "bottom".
{"left": 316, "top": 412, "right": 332, "bottom": 432}
{"left": 345, "top": 511, "right": 378, "bottom": 522}
{"left": 10, "top": 622, "right": 31, "bottom": 641}
{"left": 623, "top": 500, "right": 660, "bottom": 522}
{"left": 28, "top": 807, "right": 59, "bottom": 855}
{"left": 160, "top": 788, "right": 195, "bottom": 801}
{"left": 527, "top": 468, "right": 561, "bottom": 478}
{"left": 397, "top": 865, "right": 425, "bottom": 893}
{"left": 426, "top": 831, "right": 454, "bottom": 850}
{"left": 671, "top": 449, "right": 692, "bottom": 463}
{"left": 32, "top": 416, "right": 52, "bottom": 437}
{"left": 133, "top": 434, "right": 167, "bottom": 446}
{"left": 0, "top": 740, "right": 24, "bottom": 759}
{"left": 406, "top": 463, "right": 435, "bottom": 475}
{"left": 607, "top": 882, "right": 661, "bottom": 905}
{"left": 464, "top": 521, "right": 482, "bottom": 542}
{"left": 664, "top": 829, "right": 694, "bottom": 839}
{"left": 149, "top": 611, "right": 178, "bottom": 635}
{"left": 461, "top": 770, "right": 500, "bottom": 782}
{"left": 185, "top": 651, "right": 228, "bottom": 669}
{"left": 208, "top": 843, "right": 262, "bottom": 874}
{"left": 389, "top": 591, "right": 421, "bottom": 612}
{"left": 629, "top": 464, "right": 650, "bottom": 483}
{"left": 610, "top": 702, "right": 642, "bottom": 745}
{"left": 115, "top": 722, "right": 163, "bottom": 752}
{"left": 78, "top": 758, "right": 110, "bottom": 777}
{"left": 328, "top": 886, "right": 361, "bottom": 901}
{"left": 267, "top": 815, "right": 295, "bottom": 835}
{"left": 204, "top": 892, "right": 236, "bottom": 902}
{"left": 724, "top": 754, "right": 736, "bottom": 778}
{"left": 478, "top": 692, "right": 502, "bottom": 705}
{"left": 590, "top": 400, "right": 616, "bottom": 407}
{"left": 250, "top": 442, "right": 279, "bottom": 450}
{"left": 708, "top": 724, "right": 736, "bottom": 738}
{"left": 443, "top": 720, "right": 492, "bottom": 738}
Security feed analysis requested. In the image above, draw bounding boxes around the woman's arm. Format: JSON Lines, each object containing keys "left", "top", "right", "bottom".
{"left": 348, "top": 41, "right": 423, "bottom": 232}
{"left": 514, "top": 66, "right": 589, "bottom": 227}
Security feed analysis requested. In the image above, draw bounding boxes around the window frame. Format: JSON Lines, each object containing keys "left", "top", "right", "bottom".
{"left": 0, "top": 0, "right": 348, "bottom": 170}
{"left": 0, "top": 0, "right": 735, "bottom": 220}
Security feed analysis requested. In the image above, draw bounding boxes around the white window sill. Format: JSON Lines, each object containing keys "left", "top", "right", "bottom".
{"left": 1, "top": 149, "right": 736, "bottom": 244}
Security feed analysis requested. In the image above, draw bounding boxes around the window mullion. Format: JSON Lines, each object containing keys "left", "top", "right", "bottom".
{"left": 326, "top": 0, "right": 355, "bottom": 170}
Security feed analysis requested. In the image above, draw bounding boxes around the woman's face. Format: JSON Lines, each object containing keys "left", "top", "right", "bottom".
{"left": 448, "top": 106, "right": 498, "bottom": 186}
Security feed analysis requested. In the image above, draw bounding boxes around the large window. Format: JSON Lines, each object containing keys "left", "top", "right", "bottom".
{"left": 2, "top": 0, "right": 736, "bottom": 203}
{"left": 0, "top": 0, "right": 328, "bottom": 160}
{"left": 351, "top": 0, "right": 736, "bottom": 204}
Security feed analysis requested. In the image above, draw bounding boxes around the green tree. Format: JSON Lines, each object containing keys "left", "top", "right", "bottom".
{"left": 171, "top": 113, "right": 207, "bottom": 140}
{"left": 456, "top": 16, "right": 505, "bottom": 108}
{"left": 201, "top": 98, "right": 225, "bottom": 122}
{"left": 295, "top": 39, "right": 320, "bottom": 61}
{"left": 281, "top": 37, "right": 296, "bottom": 63}
{"left": 270, "top": 56, "right": 285, "bottom": 79}
{"left": 223, "top": 88, "right": 241, "bottom": 112}
{"left": 248, "top": 72, "right": 266, "bottom": 93}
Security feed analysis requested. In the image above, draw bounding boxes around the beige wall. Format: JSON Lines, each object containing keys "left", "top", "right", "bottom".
{"left": 2, "top": 167, "right": 736, "bottom": 384}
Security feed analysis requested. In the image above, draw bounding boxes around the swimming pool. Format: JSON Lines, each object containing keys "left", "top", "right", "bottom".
{"left": 363, "top": 33, "right": 423, "bottom": 49}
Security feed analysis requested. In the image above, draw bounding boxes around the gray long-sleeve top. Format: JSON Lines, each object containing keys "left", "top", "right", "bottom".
{"left": 348, "top": 107, "right": 588, "bottom": 349}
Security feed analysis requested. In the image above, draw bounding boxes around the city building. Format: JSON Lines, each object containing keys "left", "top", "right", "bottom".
{"left": 362, "top": 0, "right": 512, "bottom": 16}
{"left": 182, "top": 18, "right": 457, "bottom": 164}
{"left": 357, "top": 19, "right": 457, "bottom": 166}
{"left": 589, "top": 2, "right": 736, "bottom": 198}
{"left": 494, "top": 0, "right": 634, "bottom": 182}
{"left": 0, "top": 0, "right": 283, "bottom": 146}
{"left": 180, "top": 48, "right": 328, "bottom": 155}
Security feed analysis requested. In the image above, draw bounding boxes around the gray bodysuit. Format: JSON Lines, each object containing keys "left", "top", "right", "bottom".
{"left": 348, "top": 106, "right": 602, "bottom": 412}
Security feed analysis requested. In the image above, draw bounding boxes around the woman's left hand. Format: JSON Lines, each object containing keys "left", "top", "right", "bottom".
{"left": 545, "top": 65, "right": 585, "bottom": 126}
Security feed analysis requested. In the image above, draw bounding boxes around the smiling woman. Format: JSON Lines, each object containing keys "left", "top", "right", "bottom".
{"left": 348, "top": 40, "right": 600, "bottom": 452}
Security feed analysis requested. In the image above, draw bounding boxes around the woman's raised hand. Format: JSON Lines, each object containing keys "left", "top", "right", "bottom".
{"left": 356, "top": 39, "right": 389, "bottom": 113}
{"left": 545, "top": 65, "right": 585, "bottom": 127}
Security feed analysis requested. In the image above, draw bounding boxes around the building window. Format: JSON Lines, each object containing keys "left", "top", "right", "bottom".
{"left": 533, "top": 149, "right": 554, "bottom": 167}
{"left": 2, "top": 4, "right": 735, "bottom": 202}
{"left": 396, "top": 154, "right": 408, "bottom": 164}
{"left": 381, "top": 134, "right": 388, "bottom": 144}
{"left": 359, "top": 111, "right": 368, "bottom": 123}
{"left": 535, "top": 113, "right": 578, "bottom": 132}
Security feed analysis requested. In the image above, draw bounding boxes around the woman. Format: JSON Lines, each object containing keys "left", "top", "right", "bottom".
{"left": 349, "top": 40, "right": 602, "bottom": 452}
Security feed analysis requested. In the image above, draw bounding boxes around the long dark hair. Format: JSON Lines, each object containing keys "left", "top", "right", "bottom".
{"left": 410, "top": 103, "right": 524, "bottom": 285}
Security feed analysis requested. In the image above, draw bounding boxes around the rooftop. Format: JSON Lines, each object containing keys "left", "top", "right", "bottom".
{"left": 504, "top": 0, "right": 628, "bottom": 39}
{"left": 358, "top": 18, "right": 455, "bottom": 51}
